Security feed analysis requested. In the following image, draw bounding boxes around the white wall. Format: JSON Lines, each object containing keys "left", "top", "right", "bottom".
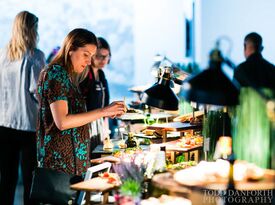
{"left": 199, "top": 0, "right": 275, "bottom": 70}
{"left": 2, "top": 1, "right": 273, "bottom": 96}
{"left": 133, "top": 0, "right": 190, "bottom": 86}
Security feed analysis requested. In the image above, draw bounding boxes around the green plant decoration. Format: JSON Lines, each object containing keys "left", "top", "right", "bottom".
{"left": 120, "top": 179, "right": 141, "bottom": 197}
{"left": 178, "top": 98, "right": 193, "bottom": 115}
{"left": 232, "top": 88, "right": 271, "bottom": 168}
{"left": 176, "top": 154, "right": 185, "bottom": 163}
{"left": 202, "top": 110, "right": 224, "bottom": 160}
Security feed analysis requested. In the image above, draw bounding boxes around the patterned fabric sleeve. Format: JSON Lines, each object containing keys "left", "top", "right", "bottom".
{"left": 45, "top": 66, "right": 70, "bottom": 104}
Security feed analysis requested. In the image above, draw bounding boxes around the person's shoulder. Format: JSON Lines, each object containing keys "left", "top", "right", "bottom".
{"left": 233, "top": 61, "right": 248, "bottom": 80}
{"left": 262, "top": 57, "right": 275, "bottom": 68}
{"left": 47, "top": 64, "right": 68, "bottom": 79}
{"left": 0, "top": 47, "right": 5, "bottom": 54}
{"left": 0, "top": 48, "right": 6, "bottom": 59}
{"left": 28, "top": 48, "right": 45, "bottom": 63}
{"left": 47, "top": 64, "right": 64, "bottom": 73}
{"left": 0, "top": 48, "right": 8, "bottom": 68}
{"left": 45, "top": 65, "right": 68, "bottom": 83}
{"left": 34, "top": 48, "right": 45, "bottom": 56}
{"left": 98, "top": 69, "right": 107, "bottom": 79}
{"left": 98, "top": 69, "right": 105, "bottom": 76}
{"left": 235, "top": 61, "right": 247, "bottom": 71}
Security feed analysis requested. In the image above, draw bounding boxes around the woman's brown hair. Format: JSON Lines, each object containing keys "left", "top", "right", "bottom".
{"left": 48, "top": 28, "right": 98, "bottom": 76}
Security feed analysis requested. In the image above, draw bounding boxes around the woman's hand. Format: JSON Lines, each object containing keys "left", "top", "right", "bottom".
{"left": 103, "top": 101, "right": 126, "bottom": 118}
{"left": 49, "top": 100, "right": 126, "bottom": 131}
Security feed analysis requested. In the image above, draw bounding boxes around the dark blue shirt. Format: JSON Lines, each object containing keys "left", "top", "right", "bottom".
{"left": 80, "top": 68, "right": 110, "bottom": 111}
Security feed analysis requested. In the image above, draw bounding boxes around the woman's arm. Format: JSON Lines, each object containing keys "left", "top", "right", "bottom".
{"left": 50, "top": 100, "right": 125, "bottom": 130}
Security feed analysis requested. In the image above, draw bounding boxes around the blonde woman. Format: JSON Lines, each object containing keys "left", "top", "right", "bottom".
{"left": 0, "top": 11, "right": 45, "bottom": 205}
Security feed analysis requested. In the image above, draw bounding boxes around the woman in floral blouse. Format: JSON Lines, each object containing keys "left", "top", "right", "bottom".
{"left": 36, "top": 28, "right": 125, "bottom": 177}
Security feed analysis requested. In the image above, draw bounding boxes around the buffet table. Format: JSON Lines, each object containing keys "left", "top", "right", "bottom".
{"left": 118, "top": 112, "right": 175, "bottom": 124}
{"left": 161, "top": 139, "right": 203, "bottom": 163}
{"left": 146, "top": 122, "right": 202, "bottom": 142}
{"left": 91, "top": 140, "right": 149, "bottom": 158}
{"left": 70, "top": 175, "right": 120, "bottom": 205}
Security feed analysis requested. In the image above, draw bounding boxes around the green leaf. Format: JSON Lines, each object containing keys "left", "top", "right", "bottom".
{"left": 120, "top": 179, "right": 141, "bottom": 197}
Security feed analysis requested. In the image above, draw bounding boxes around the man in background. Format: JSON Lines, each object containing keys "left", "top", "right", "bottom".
{"left": 234, "top": 32, "right": 275, "bottom": 90}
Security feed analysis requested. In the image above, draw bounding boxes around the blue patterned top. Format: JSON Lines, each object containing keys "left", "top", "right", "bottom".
{"left": 36, "top": 65, "right": 90, "bottom": 177}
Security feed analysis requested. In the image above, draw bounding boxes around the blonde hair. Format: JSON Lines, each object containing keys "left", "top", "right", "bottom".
{"left": 7, "top": 11, "right": 38, "bottom": 61}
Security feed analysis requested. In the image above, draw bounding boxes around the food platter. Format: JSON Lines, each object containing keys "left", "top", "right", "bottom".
{"left": 173, "top": 161, "right": 275, "bottom": 190}
{"left": 119, "top": 113, "right": 175, "bottom": 121}
{"left": 134, "top": 132, "right": 180, "bottom": 139}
